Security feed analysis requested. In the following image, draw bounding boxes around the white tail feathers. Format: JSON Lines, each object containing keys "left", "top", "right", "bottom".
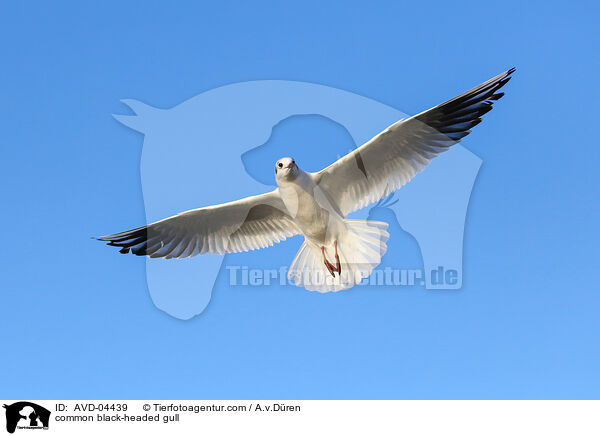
{"left": 287, "top": 219, "right": 389, "bottom": 292}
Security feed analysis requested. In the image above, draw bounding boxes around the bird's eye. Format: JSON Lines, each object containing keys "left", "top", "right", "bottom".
{"left": 278, "top": 163, "right": 283, "bottom": 168}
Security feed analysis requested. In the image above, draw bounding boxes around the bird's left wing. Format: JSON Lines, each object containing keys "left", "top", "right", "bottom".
{"left": 96, "top": 190, "right": 300, "bottom": 258}
{"left": 315, "top": 68, "right": 515, "bottom": 216}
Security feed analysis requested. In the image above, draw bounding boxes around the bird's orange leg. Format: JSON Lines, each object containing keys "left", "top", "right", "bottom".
{"left": 321, "top": 242, "right": 342, "bottom": 277}
{"left": 321, "top": 246, "right": 336, "bottom": 278}
{"left": 334, "top": 240, "right": 341, "bottom": 275}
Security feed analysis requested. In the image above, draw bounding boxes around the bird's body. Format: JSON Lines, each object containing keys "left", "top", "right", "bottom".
{"left": 97, "top": 68, "right": 515, "bottom": 292}
{"left": 273, "top": 158, "right": 389, "bottom": 290}
{"left": 276, "top": 162, "right": 341, "bottom": 246}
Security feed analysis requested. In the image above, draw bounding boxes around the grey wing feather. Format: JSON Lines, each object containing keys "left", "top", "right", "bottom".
{"left": 315, "top": 68, "right": 515, "bottom": 216}
{"left": 96, "top": 190, "right": 300, "bottom": 258}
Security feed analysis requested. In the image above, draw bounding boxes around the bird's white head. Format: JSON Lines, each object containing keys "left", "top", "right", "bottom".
{"left": 275, "top": 157, "right": 298, "bottom": 183}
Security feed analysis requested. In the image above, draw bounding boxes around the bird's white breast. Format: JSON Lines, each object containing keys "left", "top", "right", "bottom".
{"left": 278, "top": 170, "right": 345, "bottom": 246}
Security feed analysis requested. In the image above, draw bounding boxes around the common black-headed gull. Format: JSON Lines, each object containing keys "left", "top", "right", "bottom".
{"left": 97, "top": 68, "right": 514, "bottom": 292}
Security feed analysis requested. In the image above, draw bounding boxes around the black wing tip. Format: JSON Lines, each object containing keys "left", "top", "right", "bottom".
{"left": 94, "top": 226, "right": 151, "bottom": 256}
{"left": 497, "top": 67, "right": 516, "bottom": 80}
{"left": 493, "top": 68, "right": 515, "bottom": 88}
{"left": 414, "top": 66, "right": 516, "bottom": 142}
{"left": 483, "top": 67, "right": 515, "bottom": 100}
{"left": 489, "top": 92, "right": 505, "bottom": 101}
{"left": 475, "top": 67, "right": 515, "bottom": 94}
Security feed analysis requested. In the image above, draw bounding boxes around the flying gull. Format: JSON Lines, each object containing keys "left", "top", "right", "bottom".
{"left": 97, "top": 68, "right": 515, "bottom": 292}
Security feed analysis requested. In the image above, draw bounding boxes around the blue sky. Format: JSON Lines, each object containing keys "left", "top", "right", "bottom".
{"left": 0, "top": 1, "right": 598, "bottom": 399}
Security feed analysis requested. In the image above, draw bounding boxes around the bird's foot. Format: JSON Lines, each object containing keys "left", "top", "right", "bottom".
{"left": 334, "top": 240, "right": 341, "bottom": 275}
{"left": 322, "top": 242, "right": 342, "bottom": 278}
{"left": 321, "top": 246, "right": 336, "bottom": 277}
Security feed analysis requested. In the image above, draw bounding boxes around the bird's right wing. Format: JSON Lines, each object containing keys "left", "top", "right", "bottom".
{"left": 96, "top": 190, "right": 301, "bottom": 258}
{"left": 315, "top": 68, "right": 515, "bottom": 216}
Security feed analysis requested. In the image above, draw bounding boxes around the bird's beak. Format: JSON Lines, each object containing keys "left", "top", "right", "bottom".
{"left": 287, "top": 163, "right": 294, "bottom": 169}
